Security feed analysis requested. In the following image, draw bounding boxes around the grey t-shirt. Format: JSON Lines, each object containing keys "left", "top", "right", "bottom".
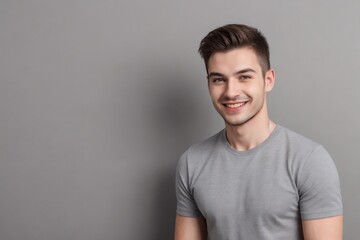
{"left": 176, "top": 125, "right": 342, "bottom": 240}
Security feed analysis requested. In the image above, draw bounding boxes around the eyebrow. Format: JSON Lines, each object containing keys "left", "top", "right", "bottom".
{"left": 207, "top": 68, "right": 257, "bottom": 78}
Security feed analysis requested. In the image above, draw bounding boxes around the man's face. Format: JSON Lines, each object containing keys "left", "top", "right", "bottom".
{"left": 207, "top": 47, "right": 274, "bottom": 127}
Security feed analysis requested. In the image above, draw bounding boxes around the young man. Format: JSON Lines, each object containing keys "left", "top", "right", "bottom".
{"left": 174, "top": 24, "right": 343, "bottom": 240}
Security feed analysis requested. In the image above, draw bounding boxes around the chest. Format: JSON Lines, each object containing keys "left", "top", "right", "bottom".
{"left": 192, "top": 156, "right": 300, "bottom": 222}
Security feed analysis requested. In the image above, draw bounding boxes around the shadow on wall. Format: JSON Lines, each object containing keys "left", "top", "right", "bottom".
{"left": 127, "top": 68, "right": 205, "bottom": 240}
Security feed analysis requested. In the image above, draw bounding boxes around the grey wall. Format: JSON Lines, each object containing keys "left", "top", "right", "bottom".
{"left": 0, "top": 1, "right": 359, "bottom": 239}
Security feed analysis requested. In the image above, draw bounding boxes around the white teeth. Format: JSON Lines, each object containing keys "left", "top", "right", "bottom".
{"left": 225, "top": 102, "right": 246, "bottom": 108}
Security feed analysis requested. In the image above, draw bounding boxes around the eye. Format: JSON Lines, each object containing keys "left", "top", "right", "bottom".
{"left": 239, "top": 75, "right": 251, "bottom": 80}
{"left": 211, "top": 78, "right": 225, "bottom": 84}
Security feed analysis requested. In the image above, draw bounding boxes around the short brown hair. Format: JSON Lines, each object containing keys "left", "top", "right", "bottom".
{"left": 198, "top": 24, "right": 270, "bottom": 75}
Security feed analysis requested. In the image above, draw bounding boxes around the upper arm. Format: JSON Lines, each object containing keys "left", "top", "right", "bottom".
{"left": 174, "top": 215, "right": 207, "bottom": 240}
{"left": 302, "top": 215, "right": 343, "bottom": 240}
{"left": 298, "top": 146, "right": 343, "bottom": 220}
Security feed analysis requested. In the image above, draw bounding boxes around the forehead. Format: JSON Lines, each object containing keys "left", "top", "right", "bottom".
{"left": 207, "top": 47, "right": 262, "bottom": 74}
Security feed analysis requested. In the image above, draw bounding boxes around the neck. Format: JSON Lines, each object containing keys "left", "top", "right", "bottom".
{"left": 225, "top": 116, "right": 275, "bottom": 152}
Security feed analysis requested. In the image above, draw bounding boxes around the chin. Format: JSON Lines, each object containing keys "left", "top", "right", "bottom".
{"left": 221, "top": 116, "right": 250, "bottom": 127}
{"left": 220, "top": 110, "right": 260, "bottom": 127}
{"left": 224, "top": 120, "right": 249, "bottom": 127}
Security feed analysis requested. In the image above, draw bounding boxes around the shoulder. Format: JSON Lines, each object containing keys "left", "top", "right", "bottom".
{"left": 275, "top": 125, "right": 336, "bottom": 174}
{"left": 277, "top": 126, "right": 338, "bottom": 184}
{"left": 278, "top": 125, "right": 319, "bottom": 148}
{"left": 276, "top": 125, "right": 324, "bottom": 158}
{"left": 177, "top": 129, "right": 224, "bottom": 170}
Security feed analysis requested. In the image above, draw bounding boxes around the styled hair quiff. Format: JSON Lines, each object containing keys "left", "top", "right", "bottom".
{"left": 198, "top": 24, "right": 270, "bottom": 75}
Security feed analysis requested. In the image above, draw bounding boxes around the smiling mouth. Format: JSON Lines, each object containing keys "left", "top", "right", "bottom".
{"left": 223, "top": 101, "right": 248, "bottom": 108}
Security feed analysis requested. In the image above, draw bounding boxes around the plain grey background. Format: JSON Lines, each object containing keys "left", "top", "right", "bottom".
{"left": 0, "top": 1, "right": 359, "bottom": 239}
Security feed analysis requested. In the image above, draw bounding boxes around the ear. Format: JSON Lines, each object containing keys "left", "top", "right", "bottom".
{"left": 264, "top": 69, "right": 275, "bottom": 92}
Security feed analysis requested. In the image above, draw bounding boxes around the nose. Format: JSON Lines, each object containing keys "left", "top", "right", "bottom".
{"left": 224, "top": 78, "right": 240, "bottom": 99}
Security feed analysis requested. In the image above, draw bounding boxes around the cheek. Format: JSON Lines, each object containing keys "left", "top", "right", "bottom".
{"left": 209, "top": 87, "right": 222, "bottom": 100}
{"left": 247, "top": 82, "right": 266, "bottom": 95}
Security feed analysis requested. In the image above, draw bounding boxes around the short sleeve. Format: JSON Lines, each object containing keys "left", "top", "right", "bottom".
{"left": 175, "top": 150, "right": 203, "bottom": 217}
{"left": 298, "top": 145, "right": 343, "bottom": 220}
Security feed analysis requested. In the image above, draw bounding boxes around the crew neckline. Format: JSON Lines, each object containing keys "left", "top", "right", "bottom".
{"left": 222, "top": 124, "right": 282, "bottom": 156}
